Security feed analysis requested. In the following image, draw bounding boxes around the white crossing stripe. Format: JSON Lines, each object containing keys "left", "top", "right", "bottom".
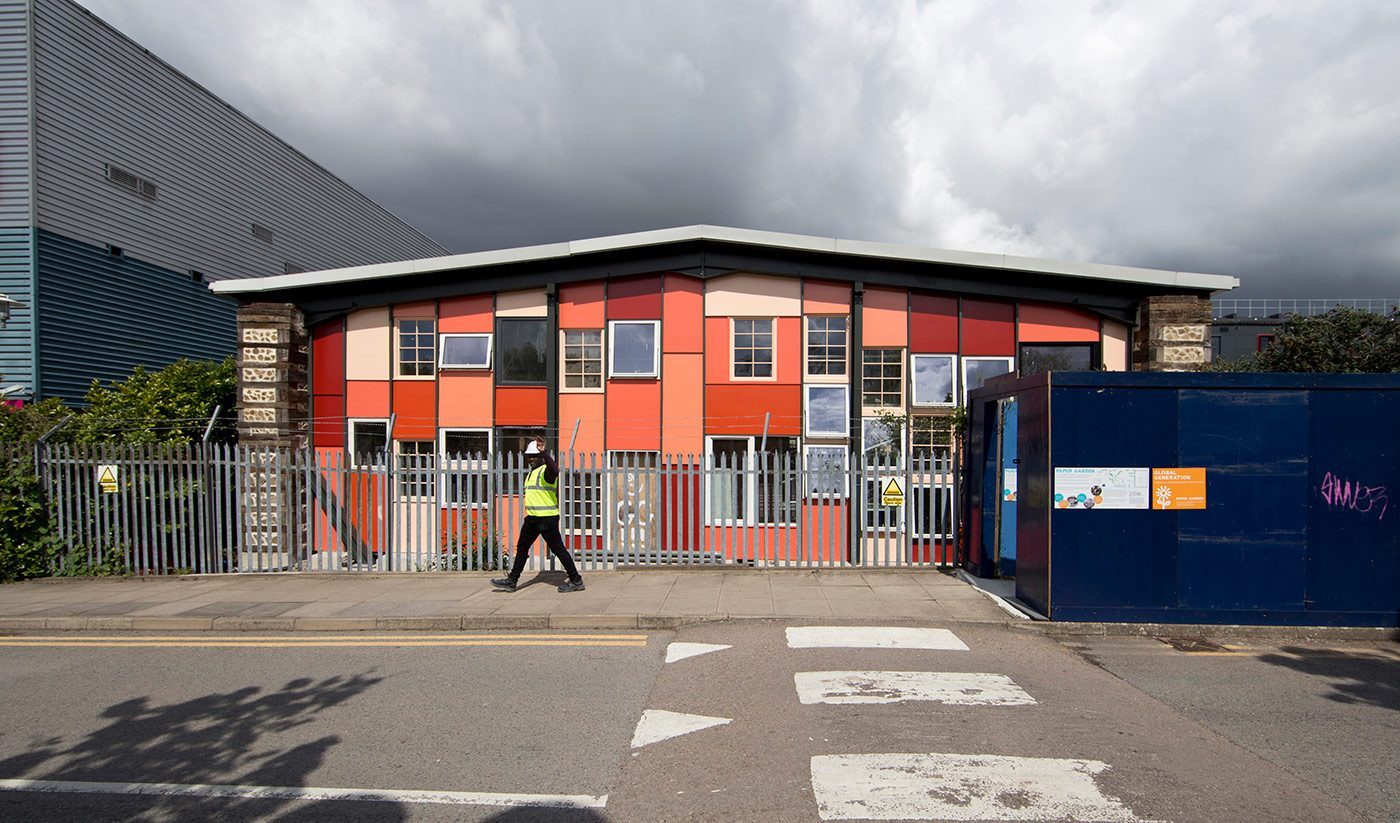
{"left": 664, "top": 642, "right": 731, "bottom": 663}
{"left": 809, "top": 753, "right": 1152, "bottom": 821}
{"left": 786, "top": 626, "right": 969, "bottom": 650}
{"left": 630, "top": 709, "right": 731, "bottom": 749}
{"left": 795, "top": 671, "right": 1036, "bottom": 706}
{"left": 0, "top": 778, "right": 607, "bottom": 809}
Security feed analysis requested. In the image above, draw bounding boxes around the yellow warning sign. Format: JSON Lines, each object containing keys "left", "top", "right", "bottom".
{"left": 97, "top": 464, "right": 119, "bottom": 494}
{"left": 881, "top": 477, "right": 905, "bottom": 507}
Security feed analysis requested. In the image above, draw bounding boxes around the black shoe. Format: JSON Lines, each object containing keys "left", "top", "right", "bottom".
{"left": 557, "top": 579, "right": 585, "bottom": 593}
{"left": 490, "top": 577, "right": 518, "bottom": 591}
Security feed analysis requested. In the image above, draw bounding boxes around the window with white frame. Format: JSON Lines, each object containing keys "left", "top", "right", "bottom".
{"left": 805, "top": 384, "right": 848, "bottom": 438}
{"left": 562, "top": 466, "right": 603, "bottom": 536}
{"left": 397, "top": 440, "right": 436, "bottom": 498}
{"left": 756, "top": 437, "right": 800, "bottom": 524}
{"left": 962, "top": 356, "right": 1015, "bottom": 403}
{"left": 804, "top": 444, "right": 847, "bottom": 497}
{"left": 397, "top": 319, "right": 435, "bottom": 377}
{"left": 911, "top": 416, "right": 952, "bottom": 463}
{"left": 862, "top": 348, "right": 903, "bottom": 408}
{"left": 348, "top": 419, "right": 388, "bottom": 467}
{"left": 440, "top": 429, "right": 491, "bottom": 507}
{"left": 910, "top": 484, "right": 953, "bottom": 539}
{"left": 806, "top": 316, "right": 847, "bottom": 377}
{"left": 706, "top": 436, "right": 799, "bottom": 524}
{"left": 439, "top": 333, "right": 492, "bottom": 370}
{"left": 911, "top": 354, "right": 956, "bottom": 406}
{"left": 732, "top": 318, "right": 774, "bottom": 379}
{"left": 862, "top": 416, "right": 903, "bottom": 462}
{"left": 707, "top": 437, "right": 748, "bottom": 523}
{"left": 864, "top": 475, "right": 901, "bottom": 529}
{"left": 562, "top": 329, "right": 604, "bottom": 390}
{"left": 609, "top": 320, "right": 659, "bottom": 377}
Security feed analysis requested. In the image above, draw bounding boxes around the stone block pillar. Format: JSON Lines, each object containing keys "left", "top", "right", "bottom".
{"left": 1132, "top": 295, "right": 1211, "bottom": 371}
{"left": 236, "top": 302, "right": 309, "bottom": 448}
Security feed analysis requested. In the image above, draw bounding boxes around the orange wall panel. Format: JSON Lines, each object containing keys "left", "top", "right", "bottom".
{"left": 662, "top": 275, "right": 704, "bottom": 353}
{"left": 311, "top": 320, "right": 345, "bottom": 395}
{"left": 312, "top": 395, "right": 345, "bottom": 448}
{"left": 606, "top": 380, "right": 661, "bottom": 450}
{"left": 662, "top": 353, "right": 703, "bottom": 455}
{"left": 704, "top": 316, "right": 731, "bottom": 383}
{"left": 705, "top": 385, "right": 801, "bottom": 435}
{"left": 438, "top": 295, "right": 493, "bottom": 333}
{"left": 776, "top": 316, "right": 801, "bottom": 384}
{"left": 804, "top": 279, "right": 851, "bottom": 314}
{"left": 863, "top": 286, "right": 908, "bottom": 347}
{"left": 438, "top": 373, "right": 493, "bottom": 427}
{"left": 392, "top": 380, "right": 436, "bottom": 439}
{"left": 346, "top": 380, "right": 390, "bottom": 418}
{"left": 607, "top": 274, "right": 664, "bottom": 319}
{"left": 1018, "top": 303, "right": 1101, "bottom": 343}
{"left": 559, "top": 392, "right": 605, "bottom": 454}
{"left": 495, "top": 387, "right": 547, "bottom": 426}
{"left": 559, "top": 282, "right": 606, "bottom": 329}
{"left": 393, "top": 300, "right": 437, "bottom": 319}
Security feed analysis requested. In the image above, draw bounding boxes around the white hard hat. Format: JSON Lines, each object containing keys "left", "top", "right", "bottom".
{"left": 524, "top": 441, "right": 542, "bottom": 455}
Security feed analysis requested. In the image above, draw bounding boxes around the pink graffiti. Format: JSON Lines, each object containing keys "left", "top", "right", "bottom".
{"left": 1319, "top": 472, "right": 1388, "bottom": 521}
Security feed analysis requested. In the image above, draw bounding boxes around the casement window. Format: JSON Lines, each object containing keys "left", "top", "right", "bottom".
{"left": 805, "top": 384, "right": 849, "bottom": 438}
{"left": 496, "top": 319, "right": 547, "bottom": 384}
{"left": 562, "top": 329, "right": 604, "bottom": 390}
{"left": 562, "top": 467, "right": 603, "bottom": 536}
{"left": 911, "top": 416, "right": 952, "bottom": 463}
{"left": 609, "top": 320, "right": 660, "bottom": 378}
{"left": 439, "top": 333, "right": 492, "bottom": 370}
{"left": 806, "top": 316, "right": 848, "bottom": 377}
{"left": 440, "top": 429, "right": 491, "bottom": 508}
{"left": 962, "top": 356, "right": 1015, "bottom": 403}
{"left": 804, "top": 444, "right": 848, "bottom": 497}
{"left": 862, "top": 348, "right": 904, "bottom": 409}
{"left": 862, "top": 417, "right": 903, "bottom": 462}
{"left": 732, "top": 318, "right": 774, "bottom": 379}
{"left": 910, "top": 354, "right": 956, "bottom": 407}
{"left": 911, "top": 485, "right": 953, "bottom": 539}
{"left": 1018, "top": 344, "right": 1095, "bottom": 376}
{"left": 706, "top": 436, "right": 799, "bottom": 524}
{"left": 863, "top": 475, "right": 900, "bottom": 530}
{"left": 348, "top": 419, "right": 388, "bottom": 467}
{"left": 396, "top": 319, "right": 435, "bottom": 377}
{"left": 396, "top": 440, "right": 436, "bottom": 498}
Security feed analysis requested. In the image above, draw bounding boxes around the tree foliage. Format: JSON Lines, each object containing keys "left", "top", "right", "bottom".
{"left": 1210, "top": 307, "right": 1400, "bottom": 373}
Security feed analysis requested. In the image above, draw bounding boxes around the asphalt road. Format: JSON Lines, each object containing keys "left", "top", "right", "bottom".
{"left": 0, "top": 626, "right": 1394, "bottom": 822}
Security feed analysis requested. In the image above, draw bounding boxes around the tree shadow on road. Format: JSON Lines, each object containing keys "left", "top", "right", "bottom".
{"left": 1256, "top": 645, "right": 1400, "bottom": 711}
{"left": 482, "top": 807, "right": 612, "bottom": 823}
{"left": 0, "top": 670, "right": 400, "bottom": 821}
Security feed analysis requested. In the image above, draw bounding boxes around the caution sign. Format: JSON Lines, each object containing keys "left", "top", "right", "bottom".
{"left": 97, "top": 464, "right": 119, "bottom": 494}
{"left": 1152, "top": 467, "right": 1206, "bottom": 510}
{"left": 881, "top": 477, "right": 905, "bottom": 507}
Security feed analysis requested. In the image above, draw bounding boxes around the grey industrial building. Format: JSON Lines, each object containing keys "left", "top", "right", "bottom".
{"left": 0, "top": 0, "right": 447, "bottom": 403}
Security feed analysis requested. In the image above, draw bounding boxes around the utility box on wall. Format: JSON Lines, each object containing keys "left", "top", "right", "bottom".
{"left": 966, "top": 372, "right": 1400, "bottom": 627}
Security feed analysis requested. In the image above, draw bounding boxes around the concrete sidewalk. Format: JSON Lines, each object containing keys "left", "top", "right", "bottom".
{"left": 0, "top": 568, "right": 1013, "bottom": 632}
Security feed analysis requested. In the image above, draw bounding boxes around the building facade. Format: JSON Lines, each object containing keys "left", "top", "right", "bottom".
{"left": 0, "top": 0, "right": 446, "bottom": 403}
{"left": 1210, "top": 298, "right": 1399, "bottom": 362}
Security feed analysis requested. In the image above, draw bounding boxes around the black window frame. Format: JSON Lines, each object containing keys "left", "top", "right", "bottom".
{"left": 495, "top": 318, "right": 548, "bottom": 385}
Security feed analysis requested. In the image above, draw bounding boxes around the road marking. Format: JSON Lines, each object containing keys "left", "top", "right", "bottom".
{"left": 809, "top": 753, "right": 1151, "bottom": 821}
{"left": 786, "top": 626, "right": 969, "bottom": 651}
{"left": 665, "top": 642, "right": 731, "bottom": 663}
{"left": 795, "top": 671, "right": 1036, "bottom": 706}
{"left": 0, "top": 639, "right": 647, "bottom": 649}
{"left": 0, "top": 778, "right": 607, "bottom": 809}
{"left": 630, "top": 709, "right": 732, "bottom": 749}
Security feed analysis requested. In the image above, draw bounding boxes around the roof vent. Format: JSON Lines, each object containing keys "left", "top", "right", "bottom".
{"left": 104, "top": 163, "right": 157, "bottom": 199}
{"left": 251, "top": 223, "right": 275, "bottom": 243}
{"left": 283, "top": 262, "right": 307, "bottom": 274}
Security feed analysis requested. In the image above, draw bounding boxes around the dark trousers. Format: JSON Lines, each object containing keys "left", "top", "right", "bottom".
{"left": 509, "top": 515, "right": 581, "bottom": 582}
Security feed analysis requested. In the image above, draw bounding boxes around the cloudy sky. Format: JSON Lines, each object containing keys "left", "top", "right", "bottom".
{"left": 84, "top": 0, "right": 1400, "bottom": 297}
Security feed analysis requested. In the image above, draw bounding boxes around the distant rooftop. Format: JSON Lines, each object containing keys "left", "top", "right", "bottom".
{"left": 1212, "top": 298, "right": 1399, "bottom": 320}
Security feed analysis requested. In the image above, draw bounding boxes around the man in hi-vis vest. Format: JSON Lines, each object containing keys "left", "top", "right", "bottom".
{"left": 491, "top": 437, "right": 585, "bottom": 592}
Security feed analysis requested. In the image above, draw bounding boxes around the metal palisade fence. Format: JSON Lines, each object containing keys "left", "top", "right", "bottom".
{"left": 35, "top": 443, "right": 958, "bottom": 575}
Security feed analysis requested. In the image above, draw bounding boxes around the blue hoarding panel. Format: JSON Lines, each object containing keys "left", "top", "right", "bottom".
{"left": 998, "top": 398, "right": 1018, "bottom": 576}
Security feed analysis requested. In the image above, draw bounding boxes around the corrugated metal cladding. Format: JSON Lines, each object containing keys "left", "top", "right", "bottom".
{"left": 36, "top": 229, "right": 235, "bottom": 402}
{"left": 27, "top": 0, "right": 448, "bottom": 285}
{"left": 0, "top": 2, "right": 33, "bottom": 396}
{"left": 0, "top": 227, "right": 34, "bottom": 394}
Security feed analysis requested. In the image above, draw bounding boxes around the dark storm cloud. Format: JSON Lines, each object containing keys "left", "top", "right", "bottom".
{"left": 84, "top": 0, "right": 1400, "bottom": 296}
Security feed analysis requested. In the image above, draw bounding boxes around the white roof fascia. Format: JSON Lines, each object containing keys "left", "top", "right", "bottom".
{"left": 211, "top": 225, "right": 1238, "bottom": 295}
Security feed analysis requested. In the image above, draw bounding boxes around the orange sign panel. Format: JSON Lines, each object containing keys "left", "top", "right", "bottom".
{"left": 1152, "top": 468, "right": 1207, "bottom": 510}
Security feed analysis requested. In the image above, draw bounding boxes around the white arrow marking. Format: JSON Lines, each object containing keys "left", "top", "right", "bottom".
{"left": 786, "top": 626, "right": 969, "bottom": 650}
{"left": 810, "top": 753, "right": 1152, "bottom": 821}
{"left": 795, "top": 671, "right": 1036, "bottom": 706}
{"left": 665, "top": 642, "right": 731, "bottom": 663}
{"left": 630, "top": 709, "right": 731, "bottom": 749}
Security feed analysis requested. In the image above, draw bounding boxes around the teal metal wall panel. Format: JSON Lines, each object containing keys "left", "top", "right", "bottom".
{"left": 0, "top": 226, "right": 33, "bottom": 396}
{"left": 36, "top": 229, "right": 235, "bottom": 402}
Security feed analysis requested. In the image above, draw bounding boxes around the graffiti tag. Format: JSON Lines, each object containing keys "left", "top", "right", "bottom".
{"left": 1319, "top": 472, "right": 1388, "bottom": 521}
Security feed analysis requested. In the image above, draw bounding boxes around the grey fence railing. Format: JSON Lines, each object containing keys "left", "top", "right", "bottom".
{"left": 35, "top": 444, "right": 958, "bottom": 575}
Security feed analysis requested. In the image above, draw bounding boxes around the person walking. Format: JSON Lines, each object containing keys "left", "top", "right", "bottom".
{"left": 491, "top": 437, "right": 586, "bottom": 592}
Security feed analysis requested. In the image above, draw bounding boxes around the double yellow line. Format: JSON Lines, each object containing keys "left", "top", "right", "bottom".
{"left": 0, "top": 633, "right": 649, "bottom": 649}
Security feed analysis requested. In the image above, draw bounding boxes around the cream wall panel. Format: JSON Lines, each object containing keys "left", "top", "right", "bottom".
{"left": 705, "top": 274, "right": 802, "bottom": 317}
{"left": 345, "top": 308, "right": 391, "bottom": 380}
{"left": 1102, "top": 320, "right": 1129, "bottom": 371}
{"left": 496, "top": 288, "right": 548, "bottom": 317}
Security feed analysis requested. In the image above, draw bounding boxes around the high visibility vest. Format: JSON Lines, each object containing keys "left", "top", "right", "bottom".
{"left": 524, "top": 463, "right": 560, "bottom": 517}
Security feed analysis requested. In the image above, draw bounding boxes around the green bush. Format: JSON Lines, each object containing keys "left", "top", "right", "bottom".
{"left": 0, "top": 457, "right": 60, "bottom": 582}
{"left": 1209, "top": 307, "right": 1399, "bottom": 373}
{"left": 71, "top": 357, "right": 236, "bottom": 444}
